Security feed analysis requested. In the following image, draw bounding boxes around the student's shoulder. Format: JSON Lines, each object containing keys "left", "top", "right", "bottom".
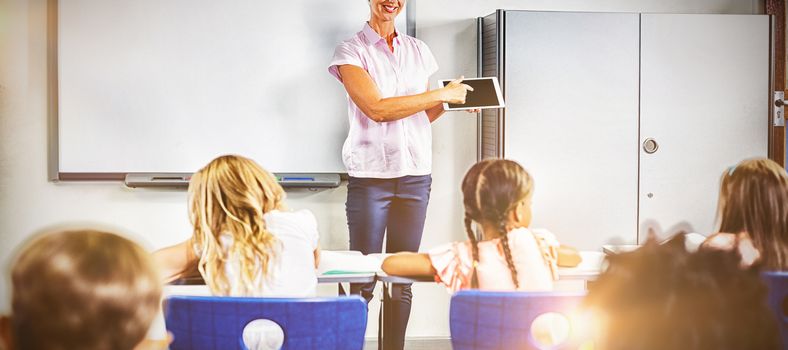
{"left": 428, "top": 239, "right": 471, "bottom": 259}
{"left": 507, "top": 228, "right": 560, "bottom": 250}
{"left": 703, "top": 232, "right": 737, "bottom": 248}
{"left": 273, "top": 209, "right": 316, "bottom": 222}
{"left": 510, "top": 227, "right": 558, "bottom": 241}
{"left": 701, "top": 232, "right": 759, "bottom": 266}
{"left": 266, "top": 209, "right": 317, "bottom": 230}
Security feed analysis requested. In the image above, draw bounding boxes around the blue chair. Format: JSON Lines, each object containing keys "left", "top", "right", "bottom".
{"left": 762, "top": 271, "right": 788, "bottom": 350}
{"left": 450, "top": 291, "right": 588, "bottom": 350}
{"left": 164, "top": 295, "right": 367, "bottom": 350}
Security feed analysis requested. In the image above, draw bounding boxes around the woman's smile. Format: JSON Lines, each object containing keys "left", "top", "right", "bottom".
{"left": 382, "top": 3, "right": 398, "bottom": 13}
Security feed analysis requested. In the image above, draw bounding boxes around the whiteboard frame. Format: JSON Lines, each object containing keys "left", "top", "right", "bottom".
{"left": 47, "top": 0, "right": 416, "bottom": 182}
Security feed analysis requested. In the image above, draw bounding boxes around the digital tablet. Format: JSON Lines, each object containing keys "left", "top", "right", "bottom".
{"left": 439, "top": 77, "right": 505, "bottom": 111}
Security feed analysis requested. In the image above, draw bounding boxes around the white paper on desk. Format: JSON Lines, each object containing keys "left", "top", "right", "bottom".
{"left": 318, "top": 251, "right": 388, "bottom": 275}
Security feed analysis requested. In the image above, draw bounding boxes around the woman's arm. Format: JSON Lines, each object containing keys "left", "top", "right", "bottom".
{"left": 424, "top": 81, "right": 446, "bottom": 123}
{"left": 338, "top": 65, "right": 471, "bottom": 122}
{"left": 152, "top": 239, "right": 199, "bottom": 283}
{"left": 381, "top": 252, "right": 436, "bottom": 277}
{"left": 556, "top": 244, "right": 582, "bottom": 267}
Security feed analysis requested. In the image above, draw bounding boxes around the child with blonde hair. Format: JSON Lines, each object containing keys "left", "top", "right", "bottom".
{"left": 0, "top": 229, "right": 163, "bottom": 350}
{"left": 382, "top": 159, "right": 579, "bottom": 291}
{"left": 154, "top": 155, "right": 320, "bottom": 296}
{"left": 703, "top": 158, "right": 788, "bottom": 270}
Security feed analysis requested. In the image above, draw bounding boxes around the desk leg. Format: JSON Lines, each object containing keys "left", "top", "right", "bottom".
{"left": 379, "top": 281, "right": 391, "bottom": 350}
{"left": 338, "top": 283, "right": 347, "bottom": 296}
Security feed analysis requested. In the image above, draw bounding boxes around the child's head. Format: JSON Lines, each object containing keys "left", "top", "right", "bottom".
{"left": 3, "top": 229, "right": 161, "bottom": 350}
{"left": 462, "top": 158, "right": 534, "bottom": 230}
{"left": 585, "top": 235, "right": 780, "bottom": 350}
{"left": 188, "top": 154, "right": 284, "bottom": 295}
{"left": 717, "top": 158, "right": 788, "bottom": 269}
{"left": 461, "top": 159, "right": 534, "bottom": 288}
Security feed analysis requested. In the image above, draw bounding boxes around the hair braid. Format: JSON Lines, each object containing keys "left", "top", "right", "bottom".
{"left": 464, "top": 215, "right": 480, "bottom": 289}
{"left": 498, "top": 217, "right": 520, "bottom": 289}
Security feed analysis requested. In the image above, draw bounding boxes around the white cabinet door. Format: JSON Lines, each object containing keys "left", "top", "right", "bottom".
{"left": 504, "top": 12, "right": 640, "bottom": 249}
{"left": 639, "top": 14, "right": 769, "bottom": 241}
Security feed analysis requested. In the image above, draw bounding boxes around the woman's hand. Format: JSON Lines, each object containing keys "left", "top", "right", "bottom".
{"left": 440, "top": 76, "right": 474, "bottom": 104}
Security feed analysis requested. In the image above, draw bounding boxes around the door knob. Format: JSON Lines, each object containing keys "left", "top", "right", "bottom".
{"left": 643, "top": 138, "right": 658, "bottom": 154}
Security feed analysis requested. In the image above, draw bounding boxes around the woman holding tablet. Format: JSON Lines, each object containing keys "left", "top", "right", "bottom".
{"left": 328, "top": 0, "right": 472, "bottom": 348}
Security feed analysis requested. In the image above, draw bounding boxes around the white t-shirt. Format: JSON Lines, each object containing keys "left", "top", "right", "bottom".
{"left": 219, "top": 209, "right": 319, "bottom": 297}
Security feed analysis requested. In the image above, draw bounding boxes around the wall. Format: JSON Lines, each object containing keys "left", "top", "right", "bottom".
{"left": 0, "top": 0, "right": 763, "bottom": 339}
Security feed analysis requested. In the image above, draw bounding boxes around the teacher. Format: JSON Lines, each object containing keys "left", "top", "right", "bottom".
{"left": 328, "top": 0, "right": 472, "bottom": 349}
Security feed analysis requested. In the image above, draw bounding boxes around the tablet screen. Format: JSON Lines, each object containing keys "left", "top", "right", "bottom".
{"left": 440, "top": 77, "right": 504, "bottom": 110}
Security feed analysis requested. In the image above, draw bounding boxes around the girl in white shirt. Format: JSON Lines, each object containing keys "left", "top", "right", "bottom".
{"left": 153, "top": 155, "right": 320, "bottom": 297}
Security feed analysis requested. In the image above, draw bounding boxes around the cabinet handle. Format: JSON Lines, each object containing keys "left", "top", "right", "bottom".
{"left": 643, "top": 138, "right": 659, "bottom": 154}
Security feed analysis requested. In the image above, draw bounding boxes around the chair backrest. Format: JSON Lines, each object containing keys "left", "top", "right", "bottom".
{"left": 450, "top": 291, "right": 588, "bottom": 350}
{"left": 164, "top": 295, "right": 367, "bottom": 350}
{"left": 761, "top": 271, "right": 788, "bottom": 349}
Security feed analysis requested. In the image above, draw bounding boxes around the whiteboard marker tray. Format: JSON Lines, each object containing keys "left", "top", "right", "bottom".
{"left": 125, "top": 173, "right": 341, "bottom": 188}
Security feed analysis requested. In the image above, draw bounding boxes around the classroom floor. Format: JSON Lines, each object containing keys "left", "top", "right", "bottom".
{"left": 364, "top": 338, "right": 452, "bottom": 350}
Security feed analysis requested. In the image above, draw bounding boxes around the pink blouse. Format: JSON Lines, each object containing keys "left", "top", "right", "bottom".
{"left": 328, "top": 23, "right": 439, "bottom": 178}
{"left": 428, "top": 228, "right": 559, "bottom": 292}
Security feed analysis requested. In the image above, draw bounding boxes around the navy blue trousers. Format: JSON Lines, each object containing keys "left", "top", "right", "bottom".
{"left": 346, "top": 175, "right": 431, "bottom": 350}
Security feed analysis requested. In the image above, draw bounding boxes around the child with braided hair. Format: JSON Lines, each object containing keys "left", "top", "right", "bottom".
{"left": 382, "top": 159, "right": 580, "bottom": 291}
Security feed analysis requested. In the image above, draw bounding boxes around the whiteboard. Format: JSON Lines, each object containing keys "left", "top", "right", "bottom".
{"left": 56, "top": 0, "right": 408, "bottom": 175}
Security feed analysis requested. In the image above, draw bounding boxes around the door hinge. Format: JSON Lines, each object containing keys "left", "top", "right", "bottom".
{"left": 774, "top": 91, "right": 784, "bottom": 127}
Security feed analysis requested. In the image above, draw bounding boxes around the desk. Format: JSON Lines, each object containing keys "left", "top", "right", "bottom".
{"left": 558, "top": 268, "right": 602, "bottom": 280}
{"left": 559, "top": 251, "right": 605, "bottom": 286}
{"left": 169, "top": 273, "right": 375, "bottom": 297}
{"left": 170, "top": 273, "right": 376, "bottom": 285}
{"left": 319, "top": 273, "right": 376, "bottom": 296}
{"left": 319, "top": 273, "right": 376, "bottom": 284}
{"left": 167, "top": 251, "right": 604, "bottom": 350}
